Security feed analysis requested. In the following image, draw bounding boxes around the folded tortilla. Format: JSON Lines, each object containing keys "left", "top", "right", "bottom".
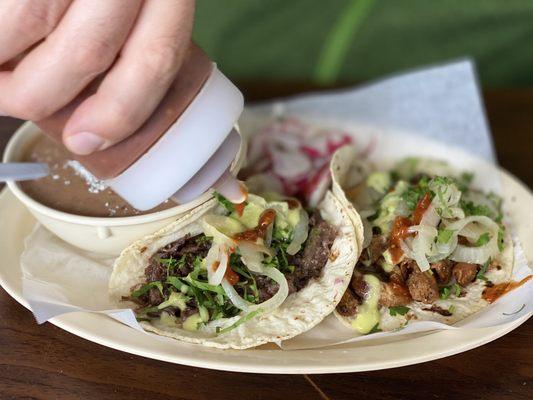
{"left": 329, "top": 146, "right": 514, "bottom": 332}
{"left": 109, "top": 191, "right": 358, "bottom": 349}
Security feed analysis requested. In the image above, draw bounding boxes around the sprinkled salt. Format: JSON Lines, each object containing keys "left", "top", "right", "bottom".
{"left": 64, "top": 160, "right": 108, "bottom": 193}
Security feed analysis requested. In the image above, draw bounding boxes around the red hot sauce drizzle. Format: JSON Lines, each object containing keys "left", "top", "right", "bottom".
{"left": 389, "top": 192, "right": 432, "bottom": 264}
{"left": 211, "top": 251, "right": 240, "bottom": 286}
{"left": 233, "top": 209, "right": 277, "bottom": 242}
{"left": 482, "top": 275, "right": 532, "bottom": 303}
{"left": 232, "top": 183, "right": 249, "bottom": 217}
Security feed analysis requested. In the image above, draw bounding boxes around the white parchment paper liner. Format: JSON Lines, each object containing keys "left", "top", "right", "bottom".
{"left": 19, "top": 60, "right": 532, "bottom": 349}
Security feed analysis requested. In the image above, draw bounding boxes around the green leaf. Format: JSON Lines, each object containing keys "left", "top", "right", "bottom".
{"left": 448, "top": 305, "right": 456, "bottom": 314}
{"left": 453, "top": 283, "right": 462, "bottom": 297}
{"left": 217, "top": 308, "right": 264, "bottom": 334}
{"left": 368, "top": 323, "right": 382, "bottom": 334}
{"left": 440, "top": 286, "right": 451, "bottom": 300}
{"left": 460, "top": 200, "right": 497, "bottom": 220}
{"left": 477, "top": 259, "right": 490, "bottom": 281}
{"left": 166, "top": 276, "right": 188, "bottom": 292}
{"left": 498, "top": 228, "right": 505, "bottom": 252}
{"left": 184, "top": 276, "right": 227, "bottom": 295}
{"left": 389, "top": 306, "right": 410, "bottom": 316}
{"left": 474, "top": 232, "right": 491, "bottom": 247}
{"left": 213, "top": 191, "right": 235, "bottom": 213}
{"left": 454, "top": 172, "right": 474, "bottom": 192}
{"left": 437, "top": 228, "right": 454, "bottom": 244}
{"left": 131, "top": 281, "right": 163, "bottom": 298}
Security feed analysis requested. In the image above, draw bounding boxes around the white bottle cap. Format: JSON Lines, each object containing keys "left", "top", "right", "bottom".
{"left": 105, "top": 65, "right": 244, "bottom": 211}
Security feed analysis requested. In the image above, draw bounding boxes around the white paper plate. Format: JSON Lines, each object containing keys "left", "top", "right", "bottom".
{"left": 0, "top": 160, "right": 531, "bottom": 373}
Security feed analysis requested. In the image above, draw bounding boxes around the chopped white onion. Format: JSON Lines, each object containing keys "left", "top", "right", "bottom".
{"left": 208, "top": 245, "right": 228, "bottom": 286}
{"left": 420, "top": 203, "right": 440, "bottom": 227}
{"left": 399, "top": 238, "right": 415, "bottom": 259}
{"left": 287, "top": 208, "right": 309, "bottom": 255}
{"left": 270, "top": 146, "right": 311, "bottom": 180}
{"left": 205, "top": 244, "right": 220, "bottom": 284}
{"left": 446, "top": 215, "right": 499, "bottom": 264}
{"left": 221, "top": 279, "right": 250, "bottom": 311}
{"left": 249, "top": 266, "right": 289, "bottom": 314}
{"left": 239, "top": 242, "right": 290, "bottom": 313}
{"left": 410, "top": 225, "right": 438, "bottom": 271}
{"left": 238, "top": 241, "right": 275, "bottom": 258}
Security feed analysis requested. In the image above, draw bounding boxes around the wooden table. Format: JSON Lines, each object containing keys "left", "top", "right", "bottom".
{"left": 0, "top": 89, "right": 531, "bottom": 400}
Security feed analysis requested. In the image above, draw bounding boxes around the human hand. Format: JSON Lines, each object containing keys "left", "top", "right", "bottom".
{"left": 0, "top": 0, "right": 195, "bottom": 155}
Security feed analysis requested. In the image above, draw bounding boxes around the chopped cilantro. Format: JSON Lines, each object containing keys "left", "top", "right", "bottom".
{"left": 184, "top": 276, "right": 227, "bottom": 295}
{"left": 460, "top": 200, "right": 496, "bottom": 220}
{"left": 474, "top": 232, "right": 491, "bottom": 247}
{"left": 217, "top": 308, "right": 263, "bottom": 334}
{"left": 476, "top": 259, "right": 490, "bottom": 281}
{"left": 437, "top": 228, "right": 454, "bottom": 244}
{"left": 440, "top": 283, "right": 462, "bottom": 300}
{"left": 389, "top": 306, "right": 410, "bottom": 316}
{"left": 401, "top": 177, "right": 430, "bottom": 211}
{"left": 454, "top": 283, "right": 462, "bottom": 297}
{"left": 213, "top": 191, "right": 235, "bottom": 213}
{"left": 166, "top": 276, "right": 188, "bottom": 293}
{"left": 131, "top": 281, "right": 163, "bottom": 298}
{"left": 498, "top": 228, "right": 505, "bottom": 252}
{"left": 369, "top": 323, "right": 382, "bottom": 334}
{"left": 440, "top": 286, "right": 451, "bottom": 300}
{"left": 456, "top": 172, "right": 474, "bottom": 192}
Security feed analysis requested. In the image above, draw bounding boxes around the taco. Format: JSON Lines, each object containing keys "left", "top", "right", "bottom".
{"left": 331, "top": 147, "right": 514, "bottom": 334}
{"left": 109, "top": 190, "right": 358, "bottom": 349}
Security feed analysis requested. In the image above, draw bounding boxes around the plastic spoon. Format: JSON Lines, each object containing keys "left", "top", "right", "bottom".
{"left": 0, "top": 163, "right": 49, "bottom": 182}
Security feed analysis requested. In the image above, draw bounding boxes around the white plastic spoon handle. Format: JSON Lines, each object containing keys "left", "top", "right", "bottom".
{"left": 0, "top": 163, "right": 49, "bottom": 182}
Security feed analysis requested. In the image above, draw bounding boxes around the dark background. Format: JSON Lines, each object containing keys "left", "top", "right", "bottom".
{"left": 194, "top": 0, "right": 533, "bottom": 87}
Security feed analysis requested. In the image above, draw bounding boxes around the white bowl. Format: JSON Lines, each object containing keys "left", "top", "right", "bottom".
{"left": 3, "top": 122, "right": 246, "bottom": 255}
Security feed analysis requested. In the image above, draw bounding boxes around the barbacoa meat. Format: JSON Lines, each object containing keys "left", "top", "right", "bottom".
{"left": 290, "top": 213, "right": 338, "bottom": 291}
{"left": 337, "top": 288, "right": 359, "bottom": 317}
{"left": 258, "top": 212, "right": 338, "bottom": 301}
{"left": 145, "top": 234, "right": 211, "bottom": 282}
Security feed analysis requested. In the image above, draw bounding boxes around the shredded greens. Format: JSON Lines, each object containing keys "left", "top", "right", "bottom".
{"left": 389, "top": 306, "right": 410, "bottom": 316}
{"left": 130, "top": 193, "right": 312, "bottom": 335}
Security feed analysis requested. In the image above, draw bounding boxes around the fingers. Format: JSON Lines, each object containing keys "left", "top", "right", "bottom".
{"left": 63, "top": 0, "right": 195, "bottom": 155}
{"left": 0, "top": 0, "right": 142, "bottom": 121}
{"left": 0, "top": 0, "right": 72, "bottom": 64}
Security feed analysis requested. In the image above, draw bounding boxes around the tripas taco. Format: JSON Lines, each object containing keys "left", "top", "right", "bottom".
{"left": 109, "top": 190, "right": 358, "bottom": 349}
{"left": 331, "top": 147, "right": 515, "bottom": 334}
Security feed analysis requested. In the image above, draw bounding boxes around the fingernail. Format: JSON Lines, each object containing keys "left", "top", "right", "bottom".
{"left": 64, "top": 132, "right": 105, "bottom": 155}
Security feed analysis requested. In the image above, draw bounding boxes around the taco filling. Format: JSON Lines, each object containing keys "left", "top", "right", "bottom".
{"left": 336, "top": 158, "right": 510, "bottom": 334}
{"left": 123, "top": 193, "right": 338, "bottom": 334}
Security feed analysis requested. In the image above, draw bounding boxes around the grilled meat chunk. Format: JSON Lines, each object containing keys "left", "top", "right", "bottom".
{"left": 367, "top": 235, "right": 389, "bottom": 264}
{"left": 453, "top": 262, "right": 479, "bottom": 286}
{"left": 379, "top": 280, "right": 412, "bottom": 307}
{"left": 337, "top": 288, "right": 360, "bottom": 317}
{"left": 350, "top": 272, "right": 369, "bottom": 299}
{"left": 407, "top": 271, "right": 439, "bottom": 303}
{"left": 431, "top": 260, "right": 454, "bottom": 284}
